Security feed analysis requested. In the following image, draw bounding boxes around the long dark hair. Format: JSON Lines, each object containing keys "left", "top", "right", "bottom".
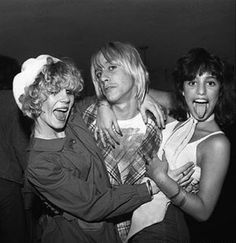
{"left": 170, "top": 48, "right": 235, "bottom": 127}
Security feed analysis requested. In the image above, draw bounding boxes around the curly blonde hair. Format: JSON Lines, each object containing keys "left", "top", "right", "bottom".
{"left": 19, "top": 57, "right": 84, "bottom": 119}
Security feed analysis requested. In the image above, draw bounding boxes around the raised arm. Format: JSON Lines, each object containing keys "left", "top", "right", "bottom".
{"left": 95, "top": 89, "right": 170, "bottom": 146}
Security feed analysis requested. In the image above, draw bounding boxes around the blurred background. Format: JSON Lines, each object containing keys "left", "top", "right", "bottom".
{"left": 0, "top": 0, "right": 235, "bottom": 242}
{"left": 0, "top": 0, "right": 234, "bottom": 93}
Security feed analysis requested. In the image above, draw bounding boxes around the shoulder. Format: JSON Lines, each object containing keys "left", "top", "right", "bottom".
{"left": 201, "top": 132, "right": 230, "bottom": 151}
{"left": 148, "top": 89, "right": 174, "bottom": 110}
{"left": 198, "top": 132, "right": 230, "bottom": 168}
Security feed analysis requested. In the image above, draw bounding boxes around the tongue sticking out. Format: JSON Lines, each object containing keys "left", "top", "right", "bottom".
{"left": 54, "top": 111, "right": 67, "bottom": 121}
{"left": 195, "top": 103, "right": 207, "bottom": 118}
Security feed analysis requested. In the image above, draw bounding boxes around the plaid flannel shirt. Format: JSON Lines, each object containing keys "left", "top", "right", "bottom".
{"left": 83, "top": 103, "right": 162, "bottom": 242}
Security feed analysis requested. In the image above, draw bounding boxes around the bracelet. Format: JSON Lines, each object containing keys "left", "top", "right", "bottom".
{"left": 146, "top": 180, "right": 153, "bottom": 198}
{"left": 169, "top": 186, "right": 181, "bottom": 200}
{"left": 172, "top": 189, "right": 187, "bottom": 208}
{"left": 178, "top": 190, "right": 187, "bottom": 208}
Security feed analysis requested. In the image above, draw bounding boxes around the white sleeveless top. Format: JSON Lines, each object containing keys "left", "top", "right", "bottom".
{"left": 127, "top": 119, "right": 224, "bottom": 241}
{"left": 160, "top": 120, "right": 223, "bottom": 192}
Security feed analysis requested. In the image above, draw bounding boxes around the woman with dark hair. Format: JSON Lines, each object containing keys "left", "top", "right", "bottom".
{"left": 130, "top": 47, "right": 235, "bottom": 242}
{"left": 97, "top": 47, "right": 235, "bottom": 242}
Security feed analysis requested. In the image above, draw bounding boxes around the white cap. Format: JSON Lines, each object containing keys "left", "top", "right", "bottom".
{"left": 13, "top": 54, "right": 60, "bottom": 110}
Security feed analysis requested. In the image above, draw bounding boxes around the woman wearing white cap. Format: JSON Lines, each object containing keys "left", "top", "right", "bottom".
{"left": 12, "top": 54, "right": 167, "bottom": 243}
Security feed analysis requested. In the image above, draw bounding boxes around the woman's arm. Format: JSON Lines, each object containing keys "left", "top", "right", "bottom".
{"left": 147, "top": 134, "right": 230, "bottom": 221}
{"left": 95, "top": 89, "right": 170, "bottom": 146}
{"left": 26, "top": 154, "right": 152, "bottom": 222}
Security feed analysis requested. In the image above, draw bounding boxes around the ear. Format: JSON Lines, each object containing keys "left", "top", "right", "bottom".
{"left": 25, "top": 111, "right": 33, "bottom": 119}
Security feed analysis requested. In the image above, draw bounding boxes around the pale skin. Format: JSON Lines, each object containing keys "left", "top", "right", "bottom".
{"left": 97, "top": 72, "right": 231, "bottom": 221}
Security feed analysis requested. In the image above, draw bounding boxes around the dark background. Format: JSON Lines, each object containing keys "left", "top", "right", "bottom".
{"left": 0, "top": 0, "right": 235, "bottom": 241}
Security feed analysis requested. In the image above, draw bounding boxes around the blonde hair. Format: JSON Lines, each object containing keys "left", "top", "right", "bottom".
{"left": 91, "top": 41, "right": 149, "bottom": 104}
{"left": 20, "top": 57, "right": 84, "bottom": 119}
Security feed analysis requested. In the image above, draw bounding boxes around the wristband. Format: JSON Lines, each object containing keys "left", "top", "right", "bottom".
{"left": 169, "top": 186, "right": 181, "bottom": 200}
{"left": 178, "top": 190, "right": 187, "bottom": 208}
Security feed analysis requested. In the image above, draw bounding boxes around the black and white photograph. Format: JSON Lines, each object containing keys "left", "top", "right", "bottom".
{"left": 0, "top": 1, "right": 235, "bottom": 242}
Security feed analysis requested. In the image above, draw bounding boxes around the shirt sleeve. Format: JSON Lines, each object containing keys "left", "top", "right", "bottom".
{"left": 27, "top": 153, "right": 151, "bottom": 222}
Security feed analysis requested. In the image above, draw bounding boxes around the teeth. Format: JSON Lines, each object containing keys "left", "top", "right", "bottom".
{"left": 55, "top": 107, "right": 68, "bottom": 112}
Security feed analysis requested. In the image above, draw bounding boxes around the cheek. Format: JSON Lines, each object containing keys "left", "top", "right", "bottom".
{"left": 210, "top": 89, "right": 220, "bottom": 102}
{"left": 70, "top": 96, "right": 75, "bottom": 103}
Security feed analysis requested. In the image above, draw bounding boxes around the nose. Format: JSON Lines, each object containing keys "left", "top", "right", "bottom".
{"left": 59, "top": 89, "right": 71, "bottom": 102}
{"left": 197, "top": 83, "right": 206, "bottom": 95}
{"left": 100, "top": 70, "right": 109, "bottom": 84}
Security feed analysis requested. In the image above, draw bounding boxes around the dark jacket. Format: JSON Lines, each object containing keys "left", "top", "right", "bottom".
{"left": 26, "top": 107, "right": 151, "bottom": 243}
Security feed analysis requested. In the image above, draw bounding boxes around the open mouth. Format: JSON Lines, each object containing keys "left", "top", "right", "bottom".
{"left": 53, "top": 107, "right": 69, "bottom": 121}
{"left": 193, "top": 99, "right": 208, "bottom": 118}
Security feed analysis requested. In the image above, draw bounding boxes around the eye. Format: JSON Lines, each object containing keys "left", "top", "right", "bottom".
{"left": 95, "top": 70, "right": 102, "bottom": 79}
{"left": 66, "top": 89, "right": 74, "bottom": 95}
{"left": 48, "top": 90, "right": 57, "bottom": 95}
{"left": 186, "top": 80, "right": 196, "bottom": 86}
{"left": 108, "top": 65, "right": 117, "bottom": 71}
{"left": 207, "top": 78, "right": 218, "bottom": 87}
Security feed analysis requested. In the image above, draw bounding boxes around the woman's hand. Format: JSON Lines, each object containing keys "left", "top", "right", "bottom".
{"left": 146, "top": 153, "right": 195, "bottom": 188}
{"left": 169, "top": 162, "right": 195, "bottom": 187}
{"left": 139, "top": 94, "right": 166, "bottom": 129}
{"left": 95, "top": 101, "right": 122, "bottom": 147}
{"left": 146, "top": 154, "right": 169, "bottom": 182}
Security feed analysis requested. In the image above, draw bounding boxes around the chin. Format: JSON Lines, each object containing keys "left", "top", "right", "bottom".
{"left": 55, "top": 121, "right": 66, "bottom": 129}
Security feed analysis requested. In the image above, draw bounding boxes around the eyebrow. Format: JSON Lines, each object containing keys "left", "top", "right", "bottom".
{"left": 206, "top": 75, "right": 217, "bottom": 79}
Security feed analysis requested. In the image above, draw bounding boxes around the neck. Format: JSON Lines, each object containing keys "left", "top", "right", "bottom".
{"left": 111, "top": 99, "right": 139, "bottom": 120}
{"left": 204, "top": 113, "right": 215, "bottom": 122}
{"left": 34, "top": 122, "right": 65, "bottom": 139}
{"left": 196, "top": 113, "right": 219, "bottom": 132}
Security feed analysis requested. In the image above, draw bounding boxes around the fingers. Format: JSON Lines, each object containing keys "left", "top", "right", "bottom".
{"left": 140, "top": 109, "right": 148, "bottom": 124}
{"left": 94, "top": 127, "right": 109, "bottom": 147}
{"left": 151, "top": 103, "right": 166, "bottom": 129}
{"left": 94, "top": 126, "right": 121, "bottom": 148}
{"left": 113, "top": 120, "right": 123, "bottom": 137}
{"left": 139, "top": 94, "right": 166, "bottom": 128}
{"left": 94, "top": 127, "right": 99, "bottom": 141}
{"left": 106, "top": 128, "right": 120, "bottom": 146}
{"left": 177, "top": 166, "right": 195, "bottom": 185}
{"left": 179, "top": 177, "right": 194, "bottom": 187}
{"left": 99, "top": 129, "right": 107, "bottom": 148}
{"left": 176, "top": 162, "right": 194, "bottom": 175}
{"left": 161, "top": 151, "right": 167, "bottom": 162}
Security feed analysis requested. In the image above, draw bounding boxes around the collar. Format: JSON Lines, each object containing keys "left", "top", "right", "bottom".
{"left": 29, "top": 137, "right": 66, "bottom": 152}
